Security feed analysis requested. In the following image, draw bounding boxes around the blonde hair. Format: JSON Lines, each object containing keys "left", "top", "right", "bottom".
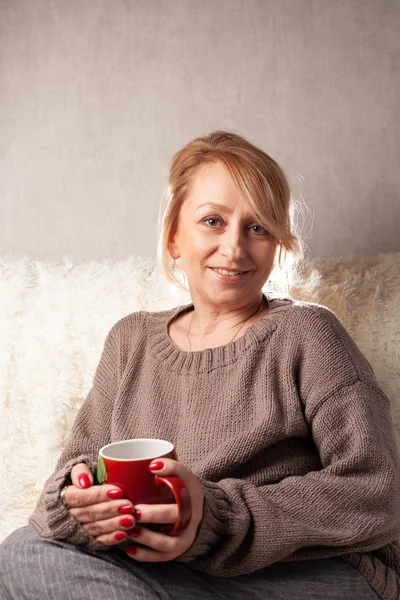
{"left": 158, "top": 130, "right": 301, "bottom": 288}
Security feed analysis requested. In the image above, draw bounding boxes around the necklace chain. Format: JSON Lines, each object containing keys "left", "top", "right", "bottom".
{"left": 186, "top": 296, "right": 266, "bottom": 352}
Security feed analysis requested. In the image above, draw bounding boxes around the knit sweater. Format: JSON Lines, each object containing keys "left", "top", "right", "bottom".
{"left": 30, "top": 298, "right": 400, "bottom": 599}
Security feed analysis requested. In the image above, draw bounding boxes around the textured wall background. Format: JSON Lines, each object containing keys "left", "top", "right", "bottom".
{"left": 1, "top": 0, "right": 399, "bottom": 261}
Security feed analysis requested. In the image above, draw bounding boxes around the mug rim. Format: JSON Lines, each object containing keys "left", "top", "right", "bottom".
{"left": 99, "top": 438, "right": 174, "bottom": 461}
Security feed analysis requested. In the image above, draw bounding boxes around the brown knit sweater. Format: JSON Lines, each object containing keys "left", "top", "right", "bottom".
{"left": 30, "top": 298, "right": 400, "bottom": 599}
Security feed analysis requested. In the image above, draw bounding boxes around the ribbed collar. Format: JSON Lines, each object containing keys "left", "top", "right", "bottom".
{"left": 146, "top": 297, "right": 292, "bottom": 374}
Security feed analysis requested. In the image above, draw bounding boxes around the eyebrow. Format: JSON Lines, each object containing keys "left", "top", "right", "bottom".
{"left": 196, "top": 202, "right": 232, "bottom": 213}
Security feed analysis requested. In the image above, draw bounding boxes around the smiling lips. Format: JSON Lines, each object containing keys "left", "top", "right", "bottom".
{"left": 210, "top": 267, "right": 248, "bottom": 276}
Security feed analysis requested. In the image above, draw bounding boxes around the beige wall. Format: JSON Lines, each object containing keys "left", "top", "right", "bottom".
{"left": 1, "top": 0, "right": 399, "bottom": 261}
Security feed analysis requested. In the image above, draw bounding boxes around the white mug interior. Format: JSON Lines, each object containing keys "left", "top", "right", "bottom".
{"left": 99, "top": 438, "right": 174, "bottom": 461}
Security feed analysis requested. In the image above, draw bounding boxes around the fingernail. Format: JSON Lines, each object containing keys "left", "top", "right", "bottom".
{"left": 126, "top": 546, "right": 137, "bottom": 556}
{"left": 133, "top": 508, "right": 141, "bottom": 521}
{"left": 107, "top": 489, "right": 123, "bottom": 500}
{"left": 78, "top": 474, "right": 91, "bottom": 489}
{"left": 149, "top": 461, "right": 164, "bottom": 471}
{"left": 127, "top": 527, "right": 141, "bottom": 538}
{"left": 115, "top": 532, "right": 126, "bottom": 541}
{"left": 118, "top": 505, "right": 133, "bottom": 515}
{"left": 119, "top": 517, "right": 133, "bottom": 527}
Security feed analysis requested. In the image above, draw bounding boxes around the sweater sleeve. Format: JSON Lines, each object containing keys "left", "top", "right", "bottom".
{"left": 177, "top": 307, "right": 400, "bottom": 576}
{"left": 29, "top": 322, "right": 121, "bottom": 551}
{"left": 178, "top": 379, "right": 400, "bottom": 576}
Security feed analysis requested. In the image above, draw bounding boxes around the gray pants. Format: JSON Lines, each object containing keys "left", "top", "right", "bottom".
{"left": 0, "top": 526, "right": 380, "bottom": 599}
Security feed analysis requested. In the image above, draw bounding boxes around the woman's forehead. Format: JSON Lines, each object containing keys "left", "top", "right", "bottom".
{"left": 187, "top": 163, "right": 246, "bottom": 208}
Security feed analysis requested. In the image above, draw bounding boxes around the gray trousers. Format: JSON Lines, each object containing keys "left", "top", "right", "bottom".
{"left": 0, "top": 526, "right": 380, "bottom": 600}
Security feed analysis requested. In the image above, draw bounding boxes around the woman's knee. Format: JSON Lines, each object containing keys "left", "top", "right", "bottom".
{"left": 0, "top": 526, "right": 160, "bottom": 600}
{"left": 0, "top": 526, "right": 38, "bottom": 598}
{"left": 0, "top": 526, "right": 33, "bottom": 564}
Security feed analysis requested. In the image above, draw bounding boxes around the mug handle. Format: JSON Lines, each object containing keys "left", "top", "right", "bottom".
{"left": 153, "top": 475, "right": 192, "bottom": 536}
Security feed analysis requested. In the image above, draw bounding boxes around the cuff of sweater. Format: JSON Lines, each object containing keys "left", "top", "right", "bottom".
{"left": 29, "top": 454, "right": 106, "bottom": 552}
{"left": 177, "top": 479, "right": 230, "bottom": 563}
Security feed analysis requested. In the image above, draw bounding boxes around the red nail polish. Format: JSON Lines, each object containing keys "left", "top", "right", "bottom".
{"left": 118, "top": 505, "right": 133, "bottom": 515}
{"left": 115, "top": 532, "right": 126, "bottom": 541}
{"left": 107, "top": 489, "right": 123, "bottom": 500}
{"left": 128, "top": 527, "right": 141, "bottom": 538}
{"left": 119, "top": 517, "right": 133, "bottom": 527}
{"left": 126, "top": 546, "right": 137, "bottom": 556}
{"left": 133, "top": 508, "right": 141, "bottom": 521}
{"left": 78, "top": 474, "right": 91, "bottom": 489}
{"left": 149, "top": 461, "right": 164, "bottom": 471}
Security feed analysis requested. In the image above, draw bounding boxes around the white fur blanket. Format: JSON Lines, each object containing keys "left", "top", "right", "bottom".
{"left": 0, "top": 252, "right": 399, "bottom": 543}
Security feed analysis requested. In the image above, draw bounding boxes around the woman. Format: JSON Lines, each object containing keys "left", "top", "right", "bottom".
{"left": 0, "top": 131, "right": 399, "bottom": 599}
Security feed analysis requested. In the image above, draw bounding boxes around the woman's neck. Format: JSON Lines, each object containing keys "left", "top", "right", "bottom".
{"left": 188, "top": 295, "right": 266, "bottom": 339}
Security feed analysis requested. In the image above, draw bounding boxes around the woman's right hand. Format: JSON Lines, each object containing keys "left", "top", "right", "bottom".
{"left": 62, "top": 462, "right": 137, "bottom": 546}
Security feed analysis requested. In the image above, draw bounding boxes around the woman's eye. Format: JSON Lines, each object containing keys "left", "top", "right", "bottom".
{"left": 249, "top": 224, "right": 268, "bottom": 235}
{"left": 203, "top": 217, "right": 222, "bottom": 227}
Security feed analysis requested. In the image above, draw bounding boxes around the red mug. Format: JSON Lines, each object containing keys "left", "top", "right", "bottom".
{"left": 97, "top": 438, "right": 192, "bottom": 536}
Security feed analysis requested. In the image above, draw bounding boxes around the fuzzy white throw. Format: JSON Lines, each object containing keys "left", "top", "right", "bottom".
{"left": 0, "top": 252, "right": 399, "bottom": 543}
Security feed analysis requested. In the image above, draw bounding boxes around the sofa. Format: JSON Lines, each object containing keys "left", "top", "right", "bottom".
{"left": 0, "top": 251, "right": 399, "bottom": 544}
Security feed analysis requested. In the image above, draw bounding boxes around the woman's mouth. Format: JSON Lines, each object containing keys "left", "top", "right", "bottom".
{"left": 214, "top": 268, "right": 244, "bottom": 276}
{"left": 209, "top": 267, "right": 249, "bottom": 282}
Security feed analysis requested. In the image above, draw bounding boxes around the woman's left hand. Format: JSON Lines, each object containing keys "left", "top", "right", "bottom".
{"left": 124, "top": 458, "right": 204, "bottom": 562}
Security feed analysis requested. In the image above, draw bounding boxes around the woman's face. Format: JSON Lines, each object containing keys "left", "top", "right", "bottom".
{"left": 169, "top": 162, "right": 277, "bottom": 310}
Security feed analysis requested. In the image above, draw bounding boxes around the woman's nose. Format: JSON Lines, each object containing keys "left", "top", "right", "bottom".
{"left": 219, "top": 228, "right": 247, "bottom": 262}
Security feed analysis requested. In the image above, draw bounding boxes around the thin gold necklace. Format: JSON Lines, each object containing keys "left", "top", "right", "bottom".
{"left": 186, "top": 296, "right": 266, "bottom": 352}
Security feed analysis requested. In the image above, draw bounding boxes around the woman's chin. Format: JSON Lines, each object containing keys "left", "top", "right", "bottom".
{"left": 195, "top": 286, "right": 258, "bottom": 308}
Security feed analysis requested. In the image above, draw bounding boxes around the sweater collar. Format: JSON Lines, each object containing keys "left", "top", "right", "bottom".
{"left": 146, "top": 297, "right": 292, "bottom": 374}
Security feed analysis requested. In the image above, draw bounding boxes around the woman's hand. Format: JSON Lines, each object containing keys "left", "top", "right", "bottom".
{"left": 62, "top": 463, "right": 137, "bottom": 546}
{"left": 124, "top": 458, "right": 204, "bottom": 563}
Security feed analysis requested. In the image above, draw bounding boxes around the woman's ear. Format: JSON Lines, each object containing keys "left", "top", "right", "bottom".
{"left": 168, "top": 232, "right": 180, "bottom": 260}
